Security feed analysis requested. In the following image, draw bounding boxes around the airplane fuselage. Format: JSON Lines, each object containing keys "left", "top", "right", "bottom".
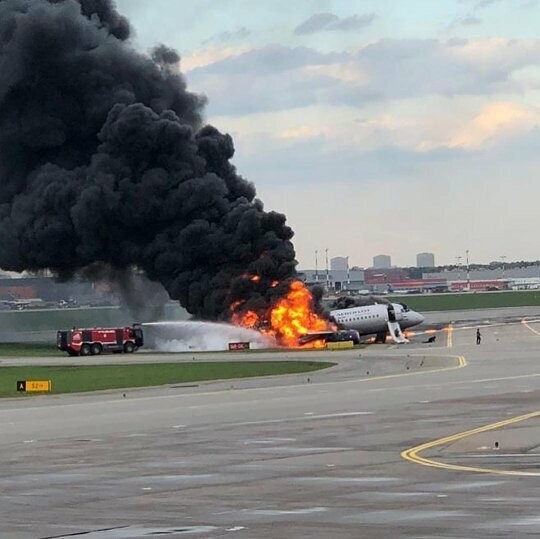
{"left": 330, "top": 302, "right": 424, "bottom": 337}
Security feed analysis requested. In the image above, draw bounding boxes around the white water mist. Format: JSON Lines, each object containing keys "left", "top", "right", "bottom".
{"left": 143, "top": 321, "right": 275, "bottom": 352}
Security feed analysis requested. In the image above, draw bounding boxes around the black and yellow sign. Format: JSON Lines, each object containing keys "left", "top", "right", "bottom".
{"left": 228, "top": 342, "right": 250, "bottom": 351}
{"left": 17, "top": 380, "right": 52, "bottom": 392}
{"left": 327, "top": 340, "right": 354, "bottom": 350}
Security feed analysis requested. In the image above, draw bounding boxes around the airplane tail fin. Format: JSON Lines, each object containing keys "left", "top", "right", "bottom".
{"left": 387, "top": 321, "right": 409, "bottom": 344}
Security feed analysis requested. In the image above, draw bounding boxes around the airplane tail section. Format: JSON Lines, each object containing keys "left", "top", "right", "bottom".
{"left": 387, "top": 321, "right": 409, "bottom": 344}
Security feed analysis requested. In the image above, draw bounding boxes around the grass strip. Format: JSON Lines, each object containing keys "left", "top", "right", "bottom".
{"left": 0, "top": 304, "right": 188, "bottom": 331}
{"left": 389, "top": 290, "right": 540, "bottom": 311}
{"left": 0, "top": 343, "right": 59, "bottom": 357}
{"left": 0, "top": 361, "right": 334, "bottom": 398}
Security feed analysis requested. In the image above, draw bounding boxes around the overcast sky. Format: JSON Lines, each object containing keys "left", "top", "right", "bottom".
{"left": 116, "top": 0, "right": 540, "bottom": 268}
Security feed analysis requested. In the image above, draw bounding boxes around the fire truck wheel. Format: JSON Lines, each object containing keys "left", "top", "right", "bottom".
{"left": 124, "top": 341, "right": 135, "bottom": 353}
{"left": 80, "top": 344, "right": 91, "bottom": 356}
{"left": 90, "top": 343, "right": 102, "bottom": 355}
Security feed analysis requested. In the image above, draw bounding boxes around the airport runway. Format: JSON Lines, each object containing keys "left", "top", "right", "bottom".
{"left": 423, "top": 305, "right": 540, "bottom": 325}
{"left": 1, "top": 315, "right": 539, "bottom": 537}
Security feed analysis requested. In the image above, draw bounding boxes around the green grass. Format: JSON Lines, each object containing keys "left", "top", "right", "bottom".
{"left": 389, "top": 290, "right": 540, "bottom": 311}
{"left": 0, "top": 304, "right": 188, "bottom": 332}
{"left": 0, "top": 361, "right": 334, "bottom": 398}
{"left": 0, "top": 343, "right": 60, "bottom": 357}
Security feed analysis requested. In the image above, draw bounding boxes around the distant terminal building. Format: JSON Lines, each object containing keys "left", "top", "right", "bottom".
{"left": 0, "top": 275, "right": 99, "bottom": 309}
{"left": 373, "top": 254, "right": 391, "bottom": 269}
{"left": 298, "top": 268, "right": 364, "bottom": 292}
{"left": 424, "top": 266, "right": 540, "bottom": 281}
{"left": 424, "top": 265, "right": 540, "bottom": 291}
{"left": 365, "top": 268, "right": 409, "bottom": 286}
{"left": 330, "top": 256, "right": 349, "bottom": 271}
{"left": 450, "top": 280, "right": 509, "bottom": 292}
{"left": 362, "top": 268, "right": 447, "bottom": 294}
{"left": 416, "top": 252, "right": 435, "bottom": 268}
{"left": 391, "top": 279, "right": 448, "bottom": 293}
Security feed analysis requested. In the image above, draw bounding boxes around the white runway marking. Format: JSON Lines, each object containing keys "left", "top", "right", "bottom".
{"left": 249, "top": 507, "right": 327, "bottom": 515}
{"left": 231, "top": 411, "right": 373, "bottom": 427}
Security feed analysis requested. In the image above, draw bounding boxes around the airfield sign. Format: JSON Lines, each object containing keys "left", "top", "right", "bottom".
{"left": 17, "top": 380, "right": 52, "bottom": 393}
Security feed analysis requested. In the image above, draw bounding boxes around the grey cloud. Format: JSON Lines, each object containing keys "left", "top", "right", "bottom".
{"left": 447, "top": 37, "right": 469, "bottom": 46}
{"left": 190, "top": 44, "right": 343, "bottom": 77}
{"left": 461, "top": 15, "right": 482, "bottom": 25}
{"left": 294, "top": 12, "right": 338, "bottom": 34}
{"left": 202, "top": 26, "right": 251, "bottom": 45}
{"left": 238, "top": 134, "right": 467, "bottom": 190}
{"left": 332, "top": 13, "right": 377, "bottom": 31}
{"left": 458, "top": 0, "right": 502, "bottom": 10}
{"left": 294, "top": 12, "right": 376, "bottom": 35}
{"left": 475, "top": 0, "right": 501, "bottom": 8}
{"left": 187, "top": 38, "right": 540, "bottom": 115}
{"left": 447, "top": 14, "right": 481, "bottom": 30}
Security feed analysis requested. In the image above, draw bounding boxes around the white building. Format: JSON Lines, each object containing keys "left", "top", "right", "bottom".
{"left": 416, "top": 252, "right": 435, "bottom": 267}
{"left": 373, "top": 255, "right": 391, "bottom": 269}
{"left": 330, "top": 256, "right": 348, "bottom": 271}
{"left": 298, "top": 269, "right": 364, "bottom": 292}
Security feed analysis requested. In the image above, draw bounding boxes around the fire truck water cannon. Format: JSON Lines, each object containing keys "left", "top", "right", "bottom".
{"left": 57, "top": 324, "right": 144, "bottom": 357}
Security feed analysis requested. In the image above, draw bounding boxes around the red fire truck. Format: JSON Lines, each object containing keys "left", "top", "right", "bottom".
{"left": 57, "top": 324, "right": 144, "bottom": 356}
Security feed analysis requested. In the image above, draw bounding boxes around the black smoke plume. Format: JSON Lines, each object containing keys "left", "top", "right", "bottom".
{"left": 79, "top": 263, "right": 170, "bottom": 321}
{"left": 0, "top": 0, "right": 298, "bottom": 320}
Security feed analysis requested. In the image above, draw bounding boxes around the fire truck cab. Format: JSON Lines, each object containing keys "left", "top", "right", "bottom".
{"left": 57, "top": 324, "right": 144, "bottom": 356}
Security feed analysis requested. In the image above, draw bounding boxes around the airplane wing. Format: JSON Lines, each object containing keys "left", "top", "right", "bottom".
{"left": 298, "top": 331, "right": 336, "bottom": 345}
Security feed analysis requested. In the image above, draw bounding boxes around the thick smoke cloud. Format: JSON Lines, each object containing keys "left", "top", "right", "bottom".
{"left": 0, "top": 0, "right": 297, "bottom": 320}
{"left": 79, "top": 263, "right": 170, "bottom": 321}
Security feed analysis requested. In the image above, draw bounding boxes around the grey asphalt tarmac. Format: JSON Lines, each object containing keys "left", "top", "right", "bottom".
{"left": 1, "top": 312, "right": 540, "bottom": 538}
{"left": 423, "top": 305, "right": 540, "bottom": 325}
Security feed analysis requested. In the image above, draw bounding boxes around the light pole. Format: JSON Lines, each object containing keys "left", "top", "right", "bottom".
{"left": 456, "top": 255, "right": 462, "bottom": 281}
{"left": 500, "top": 255, "right": 506, "bottom": 280}
{"left": 465, "top": 249, "right": 470, "bottom": 292}
{"left": 325, "top": 248, "right": 329, "bottom": 290}
{"left": 315, "top": 250, "right": 318, "bottom": 282}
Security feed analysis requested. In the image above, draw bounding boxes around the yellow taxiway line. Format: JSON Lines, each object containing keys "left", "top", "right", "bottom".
{"left": 402, "top": 408, "right": 540, "bottom": 476}
{"left": 446, "top": 324, "right": 453, "bottom": 348}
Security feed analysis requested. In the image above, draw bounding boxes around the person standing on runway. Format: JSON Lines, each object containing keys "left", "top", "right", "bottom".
{"left": 476, "top": 328, "right": 481, "bottom": 345}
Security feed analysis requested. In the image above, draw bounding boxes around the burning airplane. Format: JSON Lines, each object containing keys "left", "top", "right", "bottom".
{"left": 0, "top": 0, "right": 334, "bottom": 345}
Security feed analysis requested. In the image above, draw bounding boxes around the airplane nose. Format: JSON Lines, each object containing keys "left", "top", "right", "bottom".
{"left": 416, "top": 312, "right": 425, "bottom": 324}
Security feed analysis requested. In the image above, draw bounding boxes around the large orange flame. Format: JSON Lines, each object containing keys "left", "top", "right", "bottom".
{"left": 231, "top": 279, "right": 334, "bottom": 348}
